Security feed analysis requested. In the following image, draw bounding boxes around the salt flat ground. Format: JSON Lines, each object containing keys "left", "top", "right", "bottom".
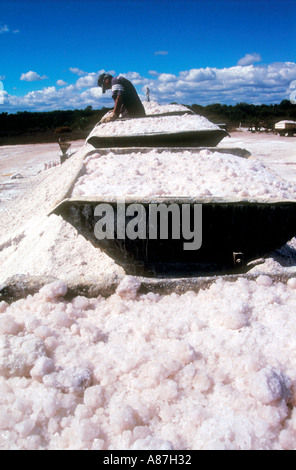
{"left": 0, "top": 140, "right": 85, "bottom": 181}
{"left": 0, "top": 140, "right": 84, "bottom": 206}
{"left": 218, "top": 131, "right": 296, "bottom": 183}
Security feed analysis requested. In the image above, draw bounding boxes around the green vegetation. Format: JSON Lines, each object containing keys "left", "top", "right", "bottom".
{"left": 0, "top": 100, "right": 295, "bottom": 145}
{"left": 188, "top": 100, "right": 296, "bottom": 130}
{"left": 0, "top": 106, "right": 112, "bottom": 144}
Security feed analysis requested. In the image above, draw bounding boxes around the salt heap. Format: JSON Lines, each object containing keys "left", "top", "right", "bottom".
{"left": 1, "top": 275, "right": 296, "bottom": 450}
{"left": 72, "top": 149, "right": 296, "bottom": 200}
{"left": 88, "top": 113, "right": 220, "bottom": 138}
{"left": 143, "top": 100, "right": 192, "bottom": 115}
{"left": 0, "top": 143, "right": 124, "bottom": 285}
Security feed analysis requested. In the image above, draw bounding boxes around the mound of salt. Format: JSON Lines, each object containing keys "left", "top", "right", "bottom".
{"left": 1, "top": 276, "right": 296, "bottom": 450}
{"left": 72, "top": 149, "right": 296, "bottom": 200}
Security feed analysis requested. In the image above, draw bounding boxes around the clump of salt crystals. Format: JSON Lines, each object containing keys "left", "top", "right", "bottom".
{"left": 1, "top": 276, "right": 296, "bottom": 450}
{"left": 88, "top": 113, "right": 220, "bottom": 138}
{"left": 143, "top": 100, "right": 192, "bottom": 115}
{"left": 72, "top": 148, "right": 296, "bottom": 200}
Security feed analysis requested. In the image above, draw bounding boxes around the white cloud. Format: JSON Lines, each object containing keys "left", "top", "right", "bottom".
{"left": 56, "top": 79, "right": 68, "bottom": 86}
{"left": 3, "top": 62, "right": 296, "bottom": 112}
{"left": 0, "top": 24, "right": 20, "bottom": 34}
{"left": 120, "top": 71, "right": 150, "bottom": 86}
{"left": 237, "top": 53, "right": 262, "bottom": 66}
{"left": 2, "top": 81, "right": 113, "bottom": 112}
{"left": 158, "top": 73, "right": 177, "bottom": 83}
{"left": 75, "top": 73, "right": 97, "bottom": 89}
{"left": 69, "top": 67, "right": 88, "bottom": 76}
{"left": 20, "top": 71, "right": 48, "bottom": 82}
{"left": 154, "top": 50, "right": 168, "bottom": 56}
{"left": 180, "top": 68, "right": 217, "bottom": 82}
{"left": 148, "top": 70, "right": 159, "bottom": 77}
{"left": 143, "top": 62, "right": 296, "bottom": 105}
{"left": 0, "top": 24, "right": 9, "bottom": 34}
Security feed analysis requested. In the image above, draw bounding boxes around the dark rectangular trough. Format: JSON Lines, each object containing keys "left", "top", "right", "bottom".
{"left": 50, "top": 196, "right": 296, "bottom": 277}
{"left": 87, "top": 129, "right": 229, "bottom": 149}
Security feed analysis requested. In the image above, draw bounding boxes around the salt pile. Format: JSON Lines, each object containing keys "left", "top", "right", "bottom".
{"left": 143, "top": 100, "right": 192, "bottom": 115}
{"left": 88, "top": 113, "right": 220, "bottom": 138}
{"left": 1, "top": 275, "right": 296, "bottom": 450}
{"left": 72, "top": 149, "right": 296, "bottom": 200}
{"left": 0, "top": 144, "right": 124, "bottom": 285}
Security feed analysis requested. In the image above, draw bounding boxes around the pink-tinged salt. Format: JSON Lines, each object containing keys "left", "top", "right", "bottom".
{"left": 88, "top": 113, "right": 220, "bottom": 138}
{"left": 72, "top": 149, "right": 296, "bottom": 200}
{"left": 0, "top": 276, "right": 296, "bottom": 450}
{"left": 0, "top": 314, "right": 22, "bottom": 335}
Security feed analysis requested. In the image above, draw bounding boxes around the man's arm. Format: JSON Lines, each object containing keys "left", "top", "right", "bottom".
{"left": 99, "top": 94, "right": 122, "bottom": 124}
{"left": 113, "top": 94, "right": 123, "bottom": 117}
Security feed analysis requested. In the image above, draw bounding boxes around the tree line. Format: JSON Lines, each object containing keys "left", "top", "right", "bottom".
{"left": 0, "top": 100, "right": 295, "bottom": 139}
{"left": 0, "top": 106, "right": 110, "bottom": 138}
{"left": 188, "top": 100, "right": 296, "bottom": 130}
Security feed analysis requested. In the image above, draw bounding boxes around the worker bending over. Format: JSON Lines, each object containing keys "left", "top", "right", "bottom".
{"left": 97, "top": 73, "right": 146, "bottom": 124}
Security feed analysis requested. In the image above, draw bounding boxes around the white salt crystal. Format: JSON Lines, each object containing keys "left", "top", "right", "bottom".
{"left": 0, "top": 301, "right": 8, "bottom": 313}
{"left": 0, "top": 314, "right": 21, "bottom": 335}
{"left": 221, "top": 310, "right": 248, "bottom": 330}
{"left": 51, "top": 310, "right": 73, "bottom": 328}
{"left": 43, "top": 367, "right": 92, "bottom": 395}
{"left": 256, "top": 275, "right": 273, "bottom": 286}
{"left": 44, "top": 336, "right": 58, "bottom": 353}
{"left": 109, "top": 404, "right": 139, "bottom": 433}
{"left": 91, "top": 438, "right": 105, "bottom": 450}
{"left": 83, "top": 385, "right": 104, "bottom": 409}
{"left": 250, "top": 367, "right": 292, "bottom": 404}
{"left": 23, "top": 435, "right": 42, "bottom": 450}
{"left": 35, "top": 325, "right": 53, "bottom": 339}
{"left": 14, "top": 418, "right": 35, "bottom": 438}
{"left": 38, "top": 281, "right": 67, "bottom": 301}
{"left": 0, "top": 335, "right": 45, "bottom": 377}
{"left": 0, "top": 411, "right": 12, "bottom": 429}
{"left": 131, "top": 436, "right": 174, "bottom": 450}
{"left": 76, "top": 418, "right": 101, "bottom": 443}
{"left": 287, "top": 278, "right": 296, "bottom": 289}
{"left": 279, "top": 428, "right": 296, "bottom": 450}
{"left": 75, "top": 403, "right": 93, "bottom": 420}
{"left": 72, "top": 296, "right": 90, "bottom": 310}
{"left": 115, "top": 275, "right": 141, "bottom": 300}
{"left": 30, "top": 357, "right": 55, "bottom": 380}
{"left": 70, "top": 323, "right": 80, "bottom": 335}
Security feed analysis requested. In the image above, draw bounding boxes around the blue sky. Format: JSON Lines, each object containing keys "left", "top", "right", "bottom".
{"left": 1, "top": 0, "right": 296, "bottom": 112}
